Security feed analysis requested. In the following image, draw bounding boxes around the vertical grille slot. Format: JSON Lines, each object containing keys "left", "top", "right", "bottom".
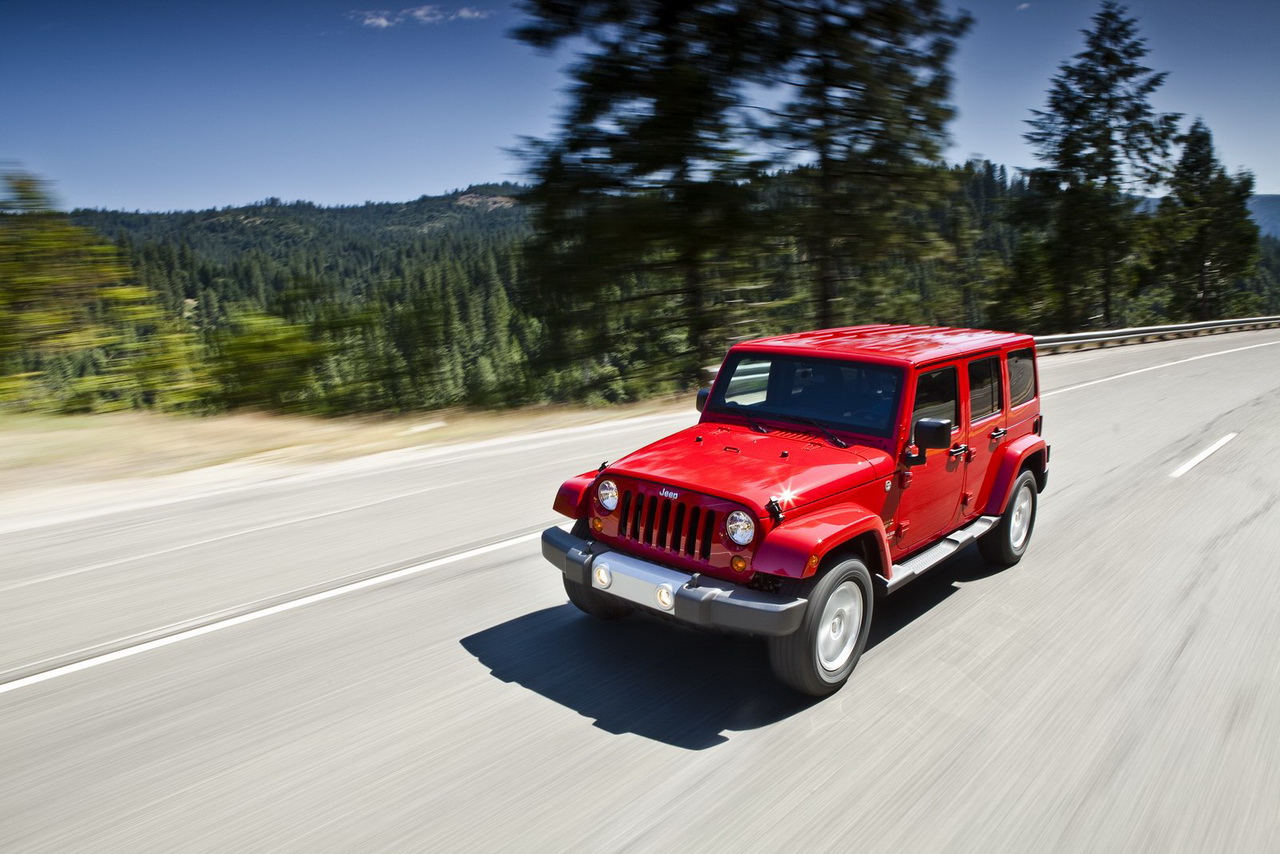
{"left": 617, "top": 490, "right": 633, "bottom": 539}
{"left": 643, "top": 495, "right": 658, "bottom": 545}
{"left": 630, "top": 491, "right": 644, "bottom": 540}
{"left": 657, "top": 498, "right": 672, "bottom": 548}
{"left": 700, "top": 510, "right": 716, "bottom": 560}
{"left": 685, "top": 506, "right": 701, "bottom": 555}
{"left": 670, "top": 503, "right": 686, "bottom": 551}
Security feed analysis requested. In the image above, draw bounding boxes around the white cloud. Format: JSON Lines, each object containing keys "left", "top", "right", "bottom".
{"left": 1017, "top": 3, "right": 1032, "bottom": 9}
{"left": 405, "top": 5, "right": 447, "bottom": 24}
{"left": 351, "top": 10, "right": 399, "bottom": 28}
{"left": 349, "top": 5, "right": 492, "bottom": 28}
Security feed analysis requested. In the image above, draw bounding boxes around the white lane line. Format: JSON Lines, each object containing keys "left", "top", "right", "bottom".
{"left": 1043, "top": 340, "right": 1280, "bottom": 398}
{"left": 1170, "top": 434, "right": 1239, "bottom": 478}
{"left": 0, "top": 477, "right": 468, "bottom": 593}
{"left": 0, "top": 529, "right": 547, "bottom": 696}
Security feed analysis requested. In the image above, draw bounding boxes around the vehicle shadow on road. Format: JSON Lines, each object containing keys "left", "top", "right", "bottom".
{"left": 461, "top": 550, "right": 1001, "bottom": 750}
{"left": 461, "top": 605, "right": 812, "bottom": 749}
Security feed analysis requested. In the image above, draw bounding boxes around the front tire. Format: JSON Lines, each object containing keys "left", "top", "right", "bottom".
{"left": 768, "top": 558, "right": 873, "bottom": 697}
{"left": 979, "top": 470, "right": 1038, "bottom": 567}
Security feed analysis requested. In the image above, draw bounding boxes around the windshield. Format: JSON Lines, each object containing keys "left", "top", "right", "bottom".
{"left": 709, "top": 353, "right": 903, "bottom": 439}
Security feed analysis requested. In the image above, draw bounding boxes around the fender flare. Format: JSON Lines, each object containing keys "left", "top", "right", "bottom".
{"left": 553, "top": 471, "right": 598, "bottom": 519}
{"left": 753, "top": 503, "right": 892, "bottom": 580}
{"left": 982, "top": 434, "right": 1048, "bottom": 516}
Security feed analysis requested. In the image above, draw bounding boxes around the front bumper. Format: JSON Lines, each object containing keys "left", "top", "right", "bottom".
{"left": 542, "top": 526, "right": 807, "bottom": 637}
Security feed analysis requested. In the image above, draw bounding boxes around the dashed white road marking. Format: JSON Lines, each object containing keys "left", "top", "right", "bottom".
{"left": 1170, "top": 434, "right": 1239, "bottom": 478}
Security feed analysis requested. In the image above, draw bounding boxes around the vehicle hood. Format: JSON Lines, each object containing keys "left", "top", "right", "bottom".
{"left": 605, "top": 423, "right": 894, "bottom": 518}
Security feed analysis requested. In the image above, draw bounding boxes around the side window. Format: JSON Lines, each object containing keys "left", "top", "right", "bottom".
{"left": 912, "top": 367, "right": 958, "bottom": 427}
{"left": 1008, "top": 348, "right": 1037, "bottom": 408}
{"left": 968, "top": 357, "right": 1002, "bottom": 421}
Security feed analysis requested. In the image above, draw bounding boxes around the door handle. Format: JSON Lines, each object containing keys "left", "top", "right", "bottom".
{"left": 990, "top": 427, "right": 1008, "bottom": 440}
{"left": 948, "top": 444, "right": 969, "bottom": 457}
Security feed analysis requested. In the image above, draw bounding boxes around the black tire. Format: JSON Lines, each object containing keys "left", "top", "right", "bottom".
{"left": 979, "top": 470, "right": 1038, "bottom": 567}
{"left": 768, "top": 558, "right": 874, "bottom": 697}
{"left": 564, "top": 576, "right": 631, "bottom": 620}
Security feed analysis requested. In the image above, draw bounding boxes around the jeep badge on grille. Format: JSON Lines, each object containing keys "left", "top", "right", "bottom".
{"left": 659, "top": 488, "right": 679, "bottom": 500}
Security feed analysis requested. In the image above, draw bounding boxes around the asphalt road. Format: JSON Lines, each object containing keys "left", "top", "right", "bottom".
{"left": 3, "top": 329, "right": 1280, "bottom": 852}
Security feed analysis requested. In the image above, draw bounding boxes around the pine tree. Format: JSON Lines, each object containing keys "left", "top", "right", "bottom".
{"left": 1021, "top": 1, "right": 1179, "bottom": 329}
{"left": 516, "top": 1, "right": 773, "bottom": 387}
{"left": 760, "top": 0, "right": 970, "bottom": 328}
{"left": 1152, "top": 120, "right": 1259, "bottom": 320}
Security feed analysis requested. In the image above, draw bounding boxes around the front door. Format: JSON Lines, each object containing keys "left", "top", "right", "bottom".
{"left": 896, "top": 365, "right": 966, "bottom": 554}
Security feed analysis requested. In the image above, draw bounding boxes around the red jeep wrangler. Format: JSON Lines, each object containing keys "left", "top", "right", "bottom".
{"left": 542, "top": 326, "right": 1049, "bottom": 695}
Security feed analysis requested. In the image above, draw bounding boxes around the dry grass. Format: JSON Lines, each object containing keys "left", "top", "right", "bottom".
{"left": 0, "top": 397, "right": 693, "bottom": 496}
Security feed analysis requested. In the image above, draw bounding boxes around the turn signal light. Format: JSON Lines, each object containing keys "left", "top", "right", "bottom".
{"left": 590, "top": 517, "right": 604, "bottom": 533}
{"left": 730, "top": 555, "right": 748, "bottom": 573}
{"left": 806, "top": 555, "right": 820, "bottom": 571}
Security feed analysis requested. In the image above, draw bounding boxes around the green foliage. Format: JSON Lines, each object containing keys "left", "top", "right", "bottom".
{"left": 0, "top": 172, "right": 208, "bottom": 412}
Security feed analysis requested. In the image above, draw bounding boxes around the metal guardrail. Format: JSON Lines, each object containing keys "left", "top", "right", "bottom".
{"left": 703, "top": 316, "right": 1280, "bottom": 376}
{"left": 1034, "top": 316, "right": 1280, "bottom": 353}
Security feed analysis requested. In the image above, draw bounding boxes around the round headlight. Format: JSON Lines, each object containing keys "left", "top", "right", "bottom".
{"left": 597, "top": 479, "right": 619, "bottom": 511}
{"left": 726, "top": 510, "right": 756, "bottom": 546}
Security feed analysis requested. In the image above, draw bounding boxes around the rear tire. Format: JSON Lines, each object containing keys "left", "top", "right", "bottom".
{"left": 768, "top": 558, "right": 873, "bottom": 697}
{"left": 979, "top": 470, "right": 1038, "bottom": 567}
{"left": 564, "top": 576, "right": 631, "bottom": 620}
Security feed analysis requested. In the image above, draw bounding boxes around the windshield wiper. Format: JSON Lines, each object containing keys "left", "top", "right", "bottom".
{"left": 724, "top": 403, "right": 770, "bottom": 434}
{"left": 782, "top": 415, "right": 848, "bottom": 448}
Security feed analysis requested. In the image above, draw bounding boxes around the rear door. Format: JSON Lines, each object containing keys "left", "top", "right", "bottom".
{"left": 962, "top": 354, "right": 1007, "bottom": 521}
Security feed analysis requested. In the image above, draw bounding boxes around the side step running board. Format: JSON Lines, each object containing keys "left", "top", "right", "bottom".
{"left": 878, "top": 515, "right": 999, "bottom": 594}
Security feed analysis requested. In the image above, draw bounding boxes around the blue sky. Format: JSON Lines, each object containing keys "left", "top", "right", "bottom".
{"left": 1, "top": 0, "right": 1276, "bottom": 211}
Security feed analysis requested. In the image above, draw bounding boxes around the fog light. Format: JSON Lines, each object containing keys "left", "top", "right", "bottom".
{"left": 655, "top": 584, "right": 674, "bottom": 610}
{"left": 590, "top": 517, "right": 604, "bottom": 533}
{"left": 594, "top": 563, "right": 612, "bottom": 588}
{"left": 730, "top": 555, "right": 747, "bottom": 573}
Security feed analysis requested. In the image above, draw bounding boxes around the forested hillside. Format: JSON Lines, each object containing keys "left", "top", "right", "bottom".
{"left": 49, "top": 166, "right": 1274, "bottom": 417}
{"left": 69, "top": 185, "right": 541, "bottom": 412}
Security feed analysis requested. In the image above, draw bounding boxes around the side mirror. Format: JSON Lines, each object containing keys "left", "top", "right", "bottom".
{"left": 914, "top": 417, "right": 953, "bottom": 450}
{"left": 696, "top": 388, "right": 710, "bottom": 412}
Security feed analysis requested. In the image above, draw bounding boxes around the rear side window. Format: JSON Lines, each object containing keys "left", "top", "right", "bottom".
{"left": 968, "top": 357, "right": 1002, "bottom": 420}
{"left": 1009, "top": 349, "right": 1037, "bottom": 407}
{"left": 912, "top": 367, "right": 958, "bottom": 426}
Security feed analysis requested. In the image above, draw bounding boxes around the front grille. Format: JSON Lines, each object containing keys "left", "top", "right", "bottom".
{"left": 616, "top": 488, "right": 717, "bottom": 561}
